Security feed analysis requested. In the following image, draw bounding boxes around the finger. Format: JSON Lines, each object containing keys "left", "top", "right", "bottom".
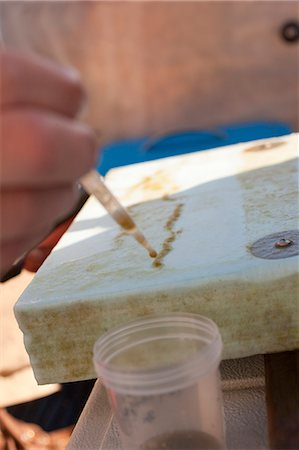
{"left": 0, "top": 50, "right": 86, "bottom": 117}
{"left": 1, "top": 109, "right": 98, "bottom": 187}
{"left": 0, "top": 185, "right": 79, "bottom": 242}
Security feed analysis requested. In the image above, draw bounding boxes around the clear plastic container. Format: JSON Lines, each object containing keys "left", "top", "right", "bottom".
{"left": 93, "top": 313, "right": 225, "bottom": 450}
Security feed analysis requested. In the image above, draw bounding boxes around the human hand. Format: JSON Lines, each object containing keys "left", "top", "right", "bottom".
{"left": 0, "top": 50, "right": 97, "bottom": 277}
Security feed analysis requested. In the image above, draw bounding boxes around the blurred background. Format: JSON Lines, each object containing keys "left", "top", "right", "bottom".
{"left": 1, "top": 1, "right": 298, "bottom": 144}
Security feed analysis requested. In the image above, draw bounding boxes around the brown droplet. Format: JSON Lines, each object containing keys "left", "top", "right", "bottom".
{"left": 152, "top": 259, "right": 163, "bottom": 267}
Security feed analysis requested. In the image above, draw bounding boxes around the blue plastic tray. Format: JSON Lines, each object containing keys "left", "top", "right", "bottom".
{"left": 98, "top": 121, "right": 291, "bottom": 175}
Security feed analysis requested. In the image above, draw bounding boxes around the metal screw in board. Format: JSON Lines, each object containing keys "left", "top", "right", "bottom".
{"left": 250, "top": 230, "right": 299, "bottom": 260}
{"left": 274, "top": 238, "right": 293, "bottom": 249}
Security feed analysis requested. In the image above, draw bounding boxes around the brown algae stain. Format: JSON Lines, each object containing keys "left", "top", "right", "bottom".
{"left": 152, "top": 232, "right": 177, "bottom": 267}
{"left": 237, "top": 158, "right": 297, "bottom": 240}
{"left": 165, "top": 203, "right": 184, "bottom": 230}
{"left": 153, "top": 203, "right": 184, "bottom": 267}
{"left": 127, "top": 170, "right": 179, "bottom": 199}
{"left": 112, "top": 197, "right": 182, "bottom": 260}
{"left": 79, "top": 197, "right": 184, "bottom": 273}
{"left": 244, "top": 141, "right": 286, "bottom": 153}
{"left": 162, "top": 194, "right": 176, "bottom": 201}
{"left": 20, "top": 271, "right": 298, "bottom": 384}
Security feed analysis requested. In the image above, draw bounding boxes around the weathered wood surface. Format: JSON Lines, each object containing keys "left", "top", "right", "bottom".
{"left": 265, "top": 351, "right": 299, "bottom": 450}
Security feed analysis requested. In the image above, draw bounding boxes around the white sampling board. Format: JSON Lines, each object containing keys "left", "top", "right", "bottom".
{"left": 15, "top": 134, "right": 299, "bottom": 384}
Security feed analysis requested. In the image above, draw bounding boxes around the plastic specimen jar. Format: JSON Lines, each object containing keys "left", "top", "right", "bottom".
{"left": 93, "top": 313, "right": 225, "bottom": 450}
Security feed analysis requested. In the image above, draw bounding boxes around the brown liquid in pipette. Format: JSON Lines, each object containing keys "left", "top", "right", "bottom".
{"left": 114, "top": 211, "right": 157, "bottom": 258}
{"left": 132, "top": 229, "right": 157, "bottom": 258}
{"left": 80, "top": 170, "right": 157, "bottom": 258}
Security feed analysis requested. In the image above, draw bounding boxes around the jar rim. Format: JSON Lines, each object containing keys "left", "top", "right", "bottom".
{"left": 93, "top": 313, "right": 222, "bottom": 395}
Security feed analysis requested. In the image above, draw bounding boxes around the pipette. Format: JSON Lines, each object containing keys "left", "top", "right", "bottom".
{"left": 80, "top": 170, "right": 157, "bottom": 258}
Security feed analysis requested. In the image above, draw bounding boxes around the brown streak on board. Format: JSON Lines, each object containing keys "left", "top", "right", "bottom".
{"left": 153, "top": 203, "right": 184, "bottom": 267}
